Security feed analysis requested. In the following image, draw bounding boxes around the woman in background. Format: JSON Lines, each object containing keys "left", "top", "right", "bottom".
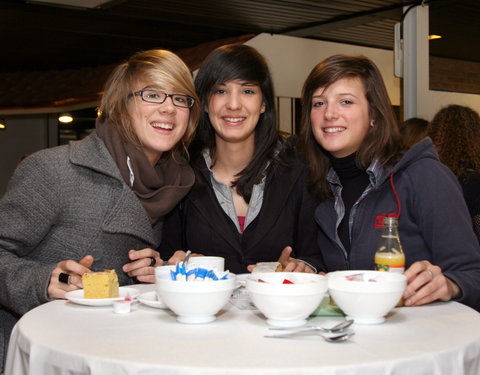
{"left": 0, "top": 49, "right": 199, "bottom": 371}
{"left": 429, "top": 104, "right": 480, "bottom": 239}
{"left": 300, "top": 54, "right": 480, "bottom": 311}
{"left": 399, "top": 117, "right": 428, "bottom": 148}
{"left": 160, "top": 44, "right": 323, "bottom": 274}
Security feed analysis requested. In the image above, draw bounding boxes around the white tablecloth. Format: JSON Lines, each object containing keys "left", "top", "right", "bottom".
{"left": 6, "top": 284, "right": 480, "bottom": 375}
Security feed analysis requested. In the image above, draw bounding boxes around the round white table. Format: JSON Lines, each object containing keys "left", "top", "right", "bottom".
{"left": 6, "top": 284, "right": 480, "bottom": 375}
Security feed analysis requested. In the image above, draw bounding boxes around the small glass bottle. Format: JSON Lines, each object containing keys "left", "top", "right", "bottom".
{"left": 374, "top": 217, "right": 405, "bottom": 273}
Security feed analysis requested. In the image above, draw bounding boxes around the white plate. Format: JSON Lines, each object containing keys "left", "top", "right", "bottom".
{"left": 65, "top": 287, "right": 140, "bottom": 306}
{"left": 138, "top": 291, "right": 168, "bottom": 309}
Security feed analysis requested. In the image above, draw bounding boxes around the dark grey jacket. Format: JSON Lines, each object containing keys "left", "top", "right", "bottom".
{"left": 0, "top": 133, "right": 161, "bottom": 370}
{"left": 315, "top": 138, "right": 480, "bottom": 311}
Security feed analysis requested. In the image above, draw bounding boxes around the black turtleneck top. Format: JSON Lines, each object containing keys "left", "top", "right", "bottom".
{"left": 330, "top": 153, "right": 370, "bottom": 254}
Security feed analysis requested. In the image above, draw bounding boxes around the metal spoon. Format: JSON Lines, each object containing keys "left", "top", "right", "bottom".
{"left": 264, "top": 331, "right": 355, "bottom": 342}
{"left": 183, "top": 250, "right": 192, "bottom": 266}
{"left": 268, "top": 319, "right": 354, "bottom": 333}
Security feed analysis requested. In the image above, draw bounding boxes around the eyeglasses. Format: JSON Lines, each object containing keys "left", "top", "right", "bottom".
{"left": 131, "top": 89, "right": 194, "bottom": 108}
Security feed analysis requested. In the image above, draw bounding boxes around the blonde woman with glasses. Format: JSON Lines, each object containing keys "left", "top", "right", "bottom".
{"left": 0, "top": 49, "right": 199, "bottom": 372}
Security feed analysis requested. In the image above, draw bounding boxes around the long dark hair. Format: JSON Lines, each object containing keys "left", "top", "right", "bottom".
{"left": 193, "top": 44, "right": 284, "bottom": 202}
{"left": 300, "top": 54, "right": 402, "bottom": 198}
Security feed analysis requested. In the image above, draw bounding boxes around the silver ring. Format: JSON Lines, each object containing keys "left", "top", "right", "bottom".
{"left": 427, "top": 270, "right": 434, "bottom": 281}
{"left": 149, "top": 257, "right": 156, "bottom": 267}
{"left": 58, "top": 272, "right": 70, "bottom": 284}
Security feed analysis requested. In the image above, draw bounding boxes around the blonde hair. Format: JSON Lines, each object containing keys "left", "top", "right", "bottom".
{"left": 98, "top": 49, "right": 200, "bottom": 159}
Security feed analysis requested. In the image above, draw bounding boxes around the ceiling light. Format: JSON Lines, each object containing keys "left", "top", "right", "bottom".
{"left": 58, "top": 113, "right": 73, "bottom": 123}
{"left": 428, "top": 35, "right": 442, "bottom": 40}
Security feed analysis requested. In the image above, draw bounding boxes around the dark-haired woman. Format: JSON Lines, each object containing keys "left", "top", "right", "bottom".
{"left": 399, "top": 117, "right": 429, "bottom": 148}
{"left": 160, "top": 44, "right": 323, "bottom": 274}
{"left": 300, "top": 54, "right": 480, "bottom": 311}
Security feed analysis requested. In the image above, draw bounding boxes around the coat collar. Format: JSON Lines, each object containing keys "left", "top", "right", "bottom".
{"left": 68, "top": 132, "right": 159, "bottom": 246}
{"left": 69, "top": 132, "right": 123, "bottom": 180}
{"left": 188, "top": 156, "right": 304, "bottom": 254}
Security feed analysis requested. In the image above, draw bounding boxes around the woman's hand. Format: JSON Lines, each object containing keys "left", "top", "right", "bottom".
{"left": 167, "top": 250, "right": 188, "bottom": 265}
{"left": 48, "top": 255, "right": 94, "bottom": 299}
{"left": 403, "top": 260, "right": 461, "bottom": 306}
{"left": 247, "top": 246, "right": 315, "bottom": 273}
{"left": 278, "top": 246, "right": 315, "bottom": 272}
{"left": 166, "top": 250, "right": 203, "bottom": 265}
{"left": 123, "top": 248, "right": 163, "bottom": 283}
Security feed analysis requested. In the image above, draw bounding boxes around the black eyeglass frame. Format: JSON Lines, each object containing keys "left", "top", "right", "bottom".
{"left": 130, "top": 89, "right": 195, "bottom": 108}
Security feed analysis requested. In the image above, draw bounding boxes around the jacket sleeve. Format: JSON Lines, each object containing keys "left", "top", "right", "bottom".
{"left": 0, "top": 154, "right": 61, "bottom": 315}
{"left": 406, "top": 159, "right": 480, "bottom": 311}
{"left": 292, "top": 167, "right": 325, "bottom": 273}
{"left": 159, "top": 201, "right": 185, "bottom": 261}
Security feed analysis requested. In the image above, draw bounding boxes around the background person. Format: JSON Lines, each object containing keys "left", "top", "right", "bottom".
{"left": 0, "top": 49, "right": 199, "bottom": 371}
{"left": 399, "top": 117, "right": 429, "bottom": 149}
{"left": 160, "top": 44, "right": 323, "bottom": 274}
{"left": 429, "top": 104, "right": 480, "bottom": 239}
{"left": 300, "top": 54, "right": 480, "bottom": 311}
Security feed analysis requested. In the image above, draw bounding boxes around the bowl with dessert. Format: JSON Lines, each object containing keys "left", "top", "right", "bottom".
{"left": 246, "top": 272, "right": 328, "bottom": 328}
{"left": 327, "top": 270, "right": 407, "bottom": 324}
{"left": 155, "top": 264, "right": 236, "bottom": 324}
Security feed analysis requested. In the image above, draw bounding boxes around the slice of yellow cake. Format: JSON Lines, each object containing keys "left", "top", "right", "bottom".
{"left": 82, "top": 269, "right": 119, "bottom": 299}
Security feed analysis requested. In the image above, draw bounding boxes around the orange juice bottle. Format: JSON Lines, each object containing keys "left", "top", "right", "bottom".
{"left": 374, "top": 217, "right": 405, "bottom": 274}
{"left": 375, "top": 217, "right": 405, "bottom": 306}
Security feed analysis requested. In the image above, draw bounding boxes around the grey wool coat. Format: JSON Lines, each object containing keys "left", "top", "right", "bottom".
{"left": 0, "top": 132, "right": 162, "bottom": 370}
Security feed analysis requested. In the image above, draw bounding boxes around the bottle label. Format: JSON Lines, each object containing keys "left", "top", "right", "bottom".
{"left": 375, "top": 263, "right": 405, "bottom": 273}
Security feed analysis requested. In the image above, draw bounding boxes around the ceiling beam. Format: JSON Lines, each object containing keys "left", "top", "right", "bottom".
{"left": 281, "top": 1, "right": 420, "bottom": 37}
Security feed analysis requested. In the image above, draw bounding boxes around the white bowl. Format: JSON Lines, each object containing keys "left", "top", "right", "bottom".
{"left": 155, "top": 272, "right": 236, "bottom": 324}
{"left": 327, "top": 270, "right": 407, "bottom": 325}
{"left": 155, "top": 265, "right": 176, "bottom": 274}
{"left": 246, "top": 272, "right": 328, "bottom": 328}
{"left": 188, "top": 256, "right": 225, "bottom": 272}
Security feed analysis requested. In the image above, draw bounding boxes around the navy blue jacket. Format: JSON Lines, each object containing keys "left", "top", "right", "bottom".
{"left": 315, "top": 138, "right": 480, "bottom": 311}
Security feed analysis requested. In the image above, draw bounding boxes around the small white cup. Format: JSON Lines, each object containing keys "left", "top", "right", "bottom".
{"left": 155, "top": 265, "right": 176, "bottom": 275}
{"left": 188, "top": 256, "right": 225, "bottom": 272}
{"left": 113, "top": 300, "right": 132, "bottom": 314}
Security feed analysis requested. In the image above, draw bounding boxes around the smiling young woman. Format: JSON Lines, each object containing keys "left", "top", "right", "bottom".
{"left": 310, "top": 76, "right": 371, "bottom": 158}
{"left": 0, "top": 49, "right": 199, "bottom": 372}
{"left": 160, "top": 44, "right": 324, "bottom": 274}
{"left": 301, "top": 54, "right": 480, "bottom": 312}
{"left": 127, "top": 84, "right": 192, "bottom": 165}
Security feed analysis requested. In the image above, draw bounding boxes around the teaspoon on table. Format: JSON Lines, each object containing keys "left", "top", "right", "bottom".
{"left": 264, "top": 330, "right": 355, "bottom": 342}
{"left": 268, "top": 319, "right": 354, "bottom": 333}
{"left": 183, "top": 250, "right": 192, "bottom": 266}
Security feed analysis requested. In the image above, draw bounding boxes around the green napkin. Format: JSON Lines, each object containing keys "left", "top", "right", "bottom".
{"left": 310, "top": 296, "right": 345, "bottom": 317}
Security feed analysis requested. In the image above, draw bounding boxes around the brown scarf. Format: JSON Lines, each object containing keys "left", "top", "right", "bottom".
{"left": 96, "top": 120, "right": 194, "bottom": 225}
